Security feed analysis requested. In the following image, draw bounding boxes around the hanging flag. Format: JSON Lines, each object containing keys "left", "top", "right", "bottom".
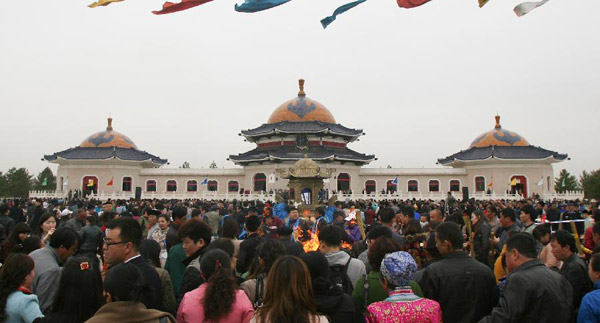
{"left": 42, "top": 178, "right": 47, "bottom": 187}
{"left": 87, "top": 179, "right": 95, "bottom": 187}
{"left": 88, "top": 0, "right": 124, "bottom": 8}
{"left": 200, "top": 177, "right": 209, "bottom": 185}
{"left": 153, "top": 0, "right": 213, "bottom": 14}
{"left": 536, "top": 177, "right": 544, "bottom": 186}
{"left": 478, "top": 0, "right": 489, "bottom": 8}
{"left": 396, "top": 0, "right": 432, "bottom": 8}
{"left": 487, "top": 181, "right": 493, "bottom": 188}
{"left": 392, "top": 176, "right": 398, "bottom": 185}
{"left": 63, "top": 178, "right": 69, "bottom": 186}
{"left": 107, "top": 177, "right": 114, "bottom": 187}
{"left": 510, "top": 178, "right": 517, "bottom": 186}
{"left": 321, "top": 0, "right": 366, "bottom": 29}
{"left": 514, "top": 0, "right": 549, "bottom": 17}
{"left": 235, "top": 0, "right": 291, "bottom": 13}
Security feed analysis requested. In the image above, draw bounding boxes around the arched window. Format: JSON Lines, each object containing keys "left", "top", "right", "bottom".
{"left": 449, "top": 180, "right": 460, "bottom": 192}
{"left": 475, "top": 176, "right": 485, "bottom": 192}
{"left": 146, "top": 180, "right": 157, "bottom": 192}
{"left": 337, "top": 173, "right": 350, "bottom": 192}
{"left": 407, "top": 180, "right": 418, "bottom": 192}
{"left": 386, "top": 179, "right": 397, "bottom": 193}
{"left": 122, "top": 177, "right": 132, "bottom": 192}
{"left": 187, "top": 180, "right": 197, "bottom": 192}
{"left": 365, "top": 180, "right": 376, "bottom": 194}
{"left": 254, "top": 173, "right": 266, "bottom": 192}
{"left": 228, "top": 181, "right": 239, "bottom": 192}
{"left": 429, "top": 180, "right": 439, "bottom": 192}
{"left": 82, "top": 176, "right": 98, "bottom": 194}
{"left": 166, "top": 180, "right": 177, "bottom": 192}
{"left": 208, "top": 180, "right": 218, "bottom": 192}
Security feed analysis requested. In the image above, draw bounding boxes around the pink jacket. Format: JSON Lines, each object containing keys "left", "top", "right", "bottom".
{"left": 177, "top": 284, "right": 254, "bottom": 323}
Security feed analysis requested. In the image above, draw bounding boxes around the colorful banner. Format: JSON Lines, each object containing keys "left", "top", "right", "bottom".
{"left": 88, "top": 0, "right": 124, "bottom": 8}
{"left": 321, "top": 0, "right": 366, "bottom": 29}
{"left": 152, "top": 0, "right": 213, "bottom": 15}
{"left": 396, "top": 0, "right": 432, "bottom": 8}
{"left": 234, "top": 0, "right": 292, "bottom": 13}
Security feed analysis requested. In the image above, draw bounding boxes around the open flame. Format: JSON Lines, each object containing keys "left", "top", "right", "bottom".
{"left": 341, "top": 241, "right": 353, "bottom": 251}
{"left": 297, "top": 226, "right": 320, "bottom": 252}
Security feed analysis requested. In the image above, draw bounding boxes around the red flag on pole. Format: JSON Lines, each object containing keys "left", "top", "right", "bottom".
{"left": 107, "top": 178, "right": 114, "bottom": 187}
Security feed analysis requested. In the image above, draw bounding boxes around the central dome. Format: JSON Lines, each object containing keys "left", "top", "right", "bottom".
{"left": 267, "top": 79, "right": 336, "bottom": 124}
{"left": 80, "top": 118, "right": 138, "bottom": 149}
{"left": 469, "top": 115, "right": 530, "bottom": 148}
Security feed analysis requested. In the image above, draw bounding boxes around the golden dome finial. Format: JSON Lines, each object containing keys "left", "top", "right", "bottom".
{"left": 107, "top": 117, "right": 113, "bottom": 131}
{"left": 494, "top": 115, "right": 501, "bottom": 129}
{"left": 298, "top": 79, "right": 306, "bottom": 97}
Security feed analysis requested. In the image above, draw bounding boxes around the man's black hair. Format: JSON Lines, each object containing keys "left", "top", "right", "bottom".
{"left": 401, "top": 206, "right": 415, "bottom": 218}
{"left": 106, "top": 217, "right": 143, "bottom": 250}
{"left": 318, "top": 224, "right": 343, "bottom": 247}
{"left": 501, "top": 208, "right": 516, "bottom": 222}
{"left": 367, "top": 225, "right": 392, "bottom": 240}
{"left": 434, "top": 222, "right": 463, "bottom": 250}
{"left": 593, "top": 222, "right": 600, "bottom": 237}
{"left": 379, "top": 208, "right": 395, "bottom": 224}
{"left": 178, "top": 220, "right": 212, "bottom": 245}
{"left": 506, "top": 233, "right": 538, "bottom": 258}
{"left": 49, "top": 227, "right": 81, "bottom": 250}
{"left": 315, "top": 207, "right": 324, "bottom": 216}
{"left": 551, "top": 230, "right": 577, "bottom": 254}
{"left": 591, "top": 253, "right": 600, "bottom": 272}
{"left": 532, "top": 224, "right": 551, "bottom": 241}
{"left": 104, "top": 263, "right": 146, "bottom": 302}
{"left": 487, "top": 205, "right": 498, "bottom": 214}
{"left": 245, "top": 215, "right": 261, "bottom": 232}
{"left": 171, "top": 206, "right": 187, "bottom": 220}
{"left": 521, "top": 205, "right": 537, "bottom": 222}
{"left": 0, "top": 204, "right": 8, "bottom": 215}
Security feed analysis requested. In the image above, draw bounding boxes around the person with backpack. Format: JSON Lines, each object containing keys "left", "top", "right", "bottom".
{"left": 300, "top": 251, "right": 364, "bottom": 323}
{"left": 318, "top": 225, "right": 366, "bottom": 293}
{"left": 241, "top": 239, "right": 286, "bottom": 307}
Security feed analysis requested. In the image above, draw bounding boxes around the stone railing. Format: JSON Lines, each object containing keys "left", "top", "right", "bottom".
{"left": 336, "top": 190, "right": 585, "bottom": 202}
{"left": 29, "top": 190, "right": 277, "bottom": 202}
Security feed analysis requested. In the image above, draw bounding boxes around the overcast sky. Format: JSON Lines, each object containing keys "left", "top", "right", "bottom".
{"left": 1, "top": 0, "right": 598, "bottom": 180}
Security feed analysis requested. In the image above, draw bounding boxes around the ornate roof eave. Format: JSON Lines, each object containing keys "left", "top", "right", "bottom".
{"left": 229, "top": 154, "right": 375, "bottom": 164}
{"left": 438, "top": 151, "right": 568, "bottom": 166}
{"left": 49, "top": 155, "right": 166, "bottom": 166}
{"left": 43, "top": 146, "right": 168, "bottom": 165}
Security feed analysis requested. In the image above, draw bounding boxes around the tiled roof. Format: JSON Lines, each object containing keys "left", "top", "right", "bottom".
{"left": 438, "top": 145, "right": 568, "bottom": 165}
{"left": 241, "top": 121, "right": 363, "bottom": 139}
{"left": 229, "top": 145, "right": 374, "bottom": 165}
{"left": 44, "top": 147, "right": 167, "bottom": 165}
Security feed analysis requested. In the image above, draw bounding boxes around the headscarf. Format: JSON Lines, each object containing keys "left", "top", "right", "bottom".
{"left": 380, "top": 251, "right": 417, "bottom": 287}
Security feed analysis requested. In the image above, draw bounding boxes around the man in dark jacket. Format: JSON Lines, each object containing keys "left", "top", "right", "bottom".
{"left": 236, "top": 215, "right": 263, "bottom": 275}
{"left": 104, "top": 217, "right": 163, "bottom": 311}
{"left": 177, "top": 219, "right": 212, "bottom": 301}
{"left": 420, "top": 222, "right": 497, "bottom": 323}
{"left": 480, "top": 233, "right": 573, "bottom": 322}
{"left": 277, "top": 226, "right": 304, "bottom": 256}
{"left": 551, "top": 230, "right": 592, "bottom": 318}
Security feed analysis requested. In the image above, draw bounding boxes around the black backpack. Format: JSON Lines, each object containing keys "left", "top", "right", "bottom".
{"left": 329, "top": 257, "right": 353, "bottom": 294}
{"left": 253, "top": 276, "right": 264, "bottom": 309}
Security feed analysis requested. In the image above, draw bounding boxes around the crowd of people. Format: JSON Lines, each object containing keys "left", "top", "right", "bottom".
{"left": 0, "top": 196, "right": 598, "bottom": 323}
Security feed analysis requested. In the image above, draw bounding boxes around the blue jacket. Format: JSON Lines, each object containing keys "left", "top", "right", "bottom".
{"left": 578, "top": 281, "right": 600, "bottom": 323}
{"left": 5, "top": 291, "right": 44, "bottom": 323}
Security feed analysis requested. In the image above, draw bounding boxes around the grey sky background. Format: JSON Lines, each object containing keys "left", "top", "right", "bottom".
{"left": 1, "top": 0, "right": 598, "bottom": 181}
